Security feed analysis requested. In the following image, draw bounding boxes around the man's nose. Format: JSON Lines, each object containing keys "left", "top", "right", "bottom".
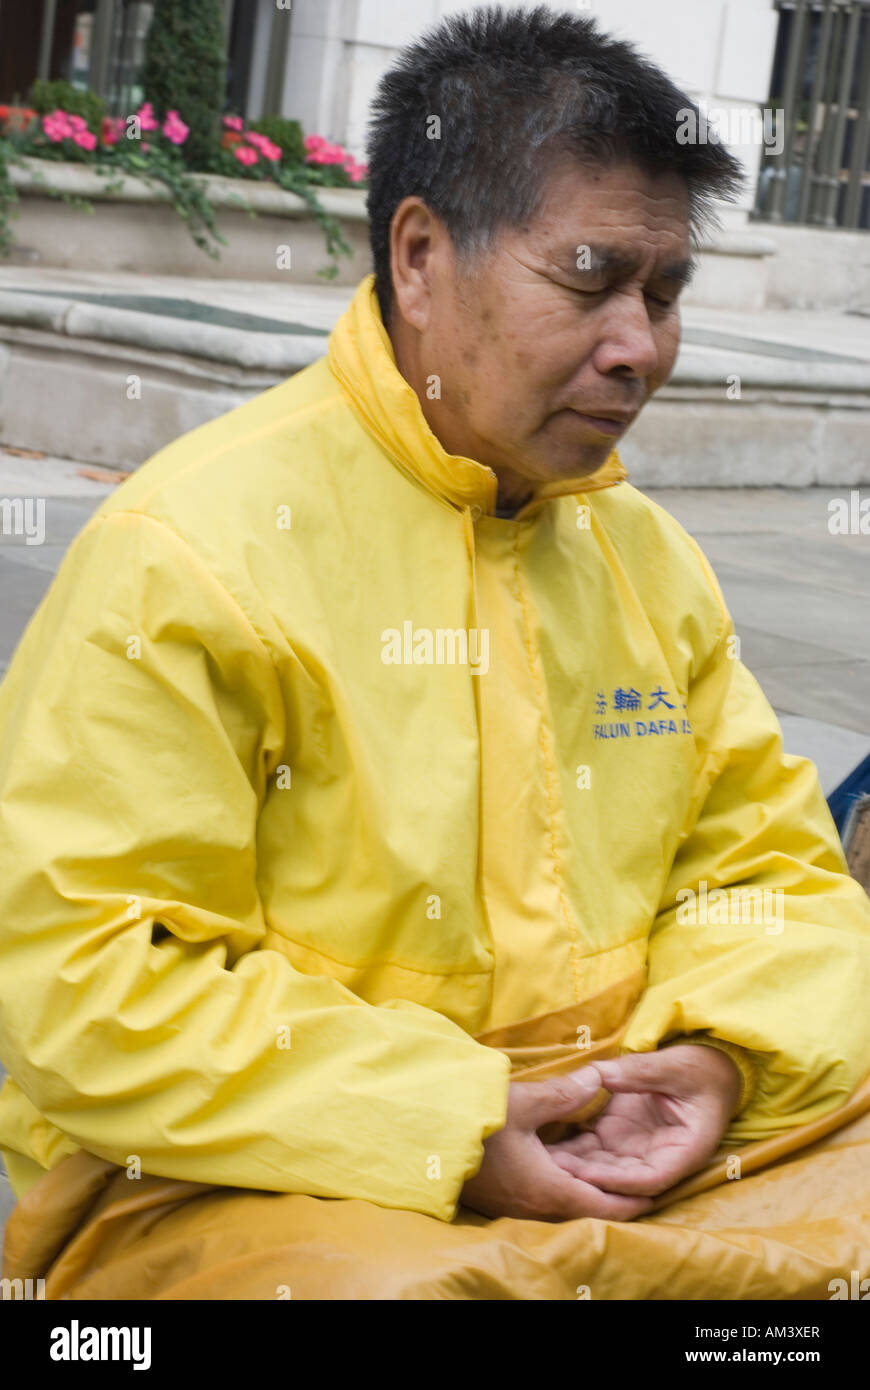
{"left": 591, "top": 293, "right": 663, "bottom": 380}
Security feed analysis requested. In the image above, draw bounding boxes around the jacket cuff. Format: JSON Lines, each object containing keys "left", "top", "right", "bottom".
{"left": 663, "top": 1035, "right": 758, "bottom": 1117}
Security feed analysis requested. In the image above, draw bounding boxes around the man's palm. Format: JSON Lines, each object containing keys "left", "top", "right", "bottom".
{"left": 548, "top": 1088, "right": 709, "bottom": 1193}
{"left": 546, "top": 1046, "right": 739, "bottom": 1197}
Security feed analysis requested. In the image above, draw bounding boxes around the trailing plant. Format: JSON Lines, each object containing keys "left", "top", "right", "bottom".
{"left": 0, "top": 104, "right": 223, "bottom": 258}
{"left": 0, "top": 135, "right": 19, "bottom": 258}
{"left": 217, "top": 115, "right": 365, "bottom": 277}
{"left": 0, "top": 104, "right": 360, "bottom": 278}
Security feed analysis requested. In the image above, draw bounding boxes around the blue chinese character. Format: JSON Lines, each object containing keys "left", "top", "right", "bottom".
{"left": 648, "top": 686, "right": 675, "bottom": 711}
{"left": 613, "top": 687, "right": 642, "bottom": 711}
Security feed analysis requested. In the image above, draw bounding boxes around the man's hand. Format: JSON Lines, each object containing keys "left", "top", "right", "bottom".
{"left": 460, "top": 1069, "right": 656, "bottom": 1222}
{"left": 547, "top": 1045, "right": 740, "bottom": 1197}
{"left": 460, "top": 1045, "right": 739, "bottom": 1222}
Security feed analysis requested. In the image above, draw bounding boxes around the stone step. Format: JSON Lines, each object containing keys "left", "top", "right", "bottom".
{"left": 1, "top": 270, "right": 869, "bottom": 483}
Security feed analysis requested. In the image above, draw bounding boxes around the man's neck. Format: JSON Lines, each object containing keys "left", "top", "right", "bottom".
{"left": 494, "top": 485, "right": 533, "bottom": 519}
{"left": 494, "top": 498, "right": 525, "bottom": 519}
{"left": 388, "top": 319, "right": 535, "bottom": 519}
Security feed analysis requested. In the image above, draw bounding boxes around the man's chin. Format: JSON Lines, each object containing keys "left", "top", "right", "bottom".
{"left": 532, "top": 447, "right": 617, "bottom": 484}
{"left": 529, "top": 425, "right": 622, "bottom": 477}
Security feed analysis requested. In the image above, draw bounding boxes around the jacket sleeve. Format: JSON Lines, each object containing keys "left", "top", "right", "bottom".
{"left": 0, "top": 510, "right": 509, "bottom": 1220}
{"left": 621, "top": 541, "right": 870, "bottom": 1142}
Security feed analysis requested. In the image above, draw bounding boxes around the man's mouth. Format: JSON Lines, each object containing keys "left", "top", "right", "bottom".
{"left": 568, "top": 409, "right": 635, "bottom": 437}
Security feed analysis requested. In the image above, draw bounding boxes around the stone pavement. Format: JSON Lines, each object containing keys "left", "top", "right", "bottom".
{"left": 0, "top": 454, "right": 868, "bottom": 1243}
{"left": 648, "top": 487, "right": 870, "bottom": 783}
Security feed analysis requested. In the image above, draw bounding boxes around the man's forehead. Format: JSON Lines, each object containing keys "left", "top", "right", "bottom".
{"left": 531, "top": 159, "right": 692, "bottom": 250}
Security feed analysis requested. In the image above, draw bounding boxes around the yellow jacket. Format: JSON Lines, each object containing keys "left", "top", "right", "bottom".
{"left": 1, "top": 274, "right": 869, "bottom": 1220}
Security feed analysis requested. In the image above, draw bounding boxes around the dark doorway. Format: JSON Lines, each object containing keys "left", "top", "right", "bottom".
{"left": 0, "top": 0, "right": 46, "bottom": 104}
{"left": 225, "top": 0, "right": 257, "bottom": 117}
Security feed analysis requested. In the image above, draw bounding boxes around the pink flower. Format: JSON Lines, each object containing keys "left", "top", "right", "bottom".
{"left": 72, "top": 129, "right": 97, "bottom": 151}
{"left": 223, "top": 115, "right": 244, "bottom": 131}
{"left": 341, "top": 153, "right": 368, "bottom": 182}
{"left": 245, "top": 131, "right": 281, "bottom": 161}
{"left": 162, "top": 109, "right": 189, "bottom": 145}
{"left": 136, "top": 101, "right": 159, "bottom": 133}
{"left": 68, "top": 114, "right": 88, "bottom": 133}
{"left": 305, "top": 133, "right": 349, "bottom": 164}
{"left": 42, "top": 109, "right": 73, "bottom": 141}
{"left": 306, "top": 139, "right": 346, "bottom": 166}
{"left": 233, "top": 145, "right": 259, "bottom": 166}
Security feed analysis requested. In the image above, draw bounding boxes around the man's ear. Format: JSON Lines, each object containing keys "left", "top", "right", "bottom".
{"left": 389, "top": 196, "right": 442, "bottom": 333}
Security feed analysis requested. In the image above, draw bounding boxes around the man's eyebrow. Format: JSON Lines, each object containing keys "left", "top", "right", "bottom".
{"left": 658, "top": 256, "right": 698, "bottom": 287}
{"left": 564, "top": 245, "right": 638, "bottom": 276}
{"left": 559, "top": 245, "right": 698, "bottom": 287}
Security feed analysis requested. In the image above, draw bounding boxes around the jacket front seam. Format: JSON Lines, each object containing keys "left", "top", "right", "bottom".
{"left": 509, "top": 528, "right": 587, "bottom": 1003}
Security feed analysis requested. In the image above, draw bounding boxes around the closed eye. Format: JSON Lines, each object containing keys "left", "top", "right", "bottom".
{"left": 562, "top": 279, "right": 679, "bottom": 309}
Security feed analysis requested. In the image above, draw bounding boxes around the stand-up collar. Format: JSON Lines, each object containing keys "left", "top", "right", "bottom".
{"left": 328, "top": 275, "right": 627, "bottom": 519}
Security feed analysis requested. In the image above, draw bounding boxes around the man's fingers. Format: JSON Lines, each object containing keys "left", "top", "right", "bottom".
{"left": 592, "top": 1051, "right": 685, "bottom": 1096}
{"left": 556, "top": 1151, "right": 688, "bottom": 1196}
{"left": 516, "top": 1067, "right": 604, "bottom": 1128}
{"left": 545, "top": 1157, "right": 654, "bottom": 1219}
{"left": 549, "top": 1128, "right": 601, "bottom": 1160}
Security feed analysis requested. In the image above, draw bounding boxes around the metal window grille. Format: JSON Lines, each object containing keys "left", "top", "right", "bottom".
{"left": 754, "top": 0, "right": 870, "bottom": 229}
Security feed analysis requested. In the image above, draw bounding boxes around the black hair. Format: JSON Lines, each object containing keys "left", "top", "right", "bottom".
{"left": 366, "top": 4, "right": 744, "bottom": 322}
